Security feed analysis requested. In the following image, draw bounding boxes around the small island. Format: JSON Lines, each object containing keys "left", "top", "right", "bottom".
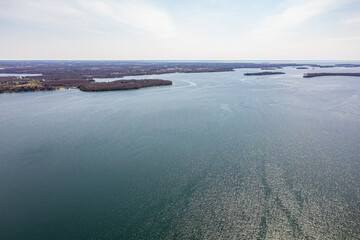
{"left": 79, "top": 79, "right": 172, "bottom": 92}
{"left": 296, "top": 66, "right": 309, "bottom": 69}
{"left": 244, "top": 71, "right": 285, "bottom": 76}
{"left": 303, "top": 73, "right": 360, "bottom": 78}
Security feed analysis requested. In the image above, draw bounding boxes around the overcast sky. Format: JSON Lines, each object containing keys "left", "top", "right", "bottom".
{"left": 1, "top": 0, "right": 360, "bottom": 60}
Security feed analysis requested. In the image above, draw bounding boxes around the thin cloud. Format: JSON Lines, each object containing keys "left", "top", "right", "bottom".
{"left": 252, "top": 0, "right": 355, "bottom": 39}
{"left": 326, "top": 36, "right": 360, "bottom": 41}
{"left": 343, "top": 17, "right": 360, "bottom": 25}
{"left": 0, "top": 0, "right": 177, "bottom": 38}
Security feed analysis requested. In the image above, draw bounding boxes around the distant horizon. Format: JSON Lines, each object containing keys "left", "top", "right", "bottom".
{"left": 1, "top": 59, "right": 360, "bottom": 62}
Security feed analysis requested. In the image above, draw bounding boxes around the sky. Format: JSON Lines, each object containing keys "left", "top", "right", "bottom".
{"left": 1, "top": 0, "right": 360, "bottom": 60}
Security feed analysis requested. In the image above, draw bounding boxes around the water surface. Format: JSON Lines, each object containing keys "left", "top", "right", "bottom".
{"left": 0, "top": 73, "right": 42, "bottom": 77}
{"left": 0, "top": 67, "right": 359, "bottom": 239}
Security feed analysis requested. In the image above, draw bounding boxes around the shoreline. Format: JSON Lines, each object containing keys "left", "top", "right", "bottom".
{"left": 1, "top": 61, "right": 360, "bottom": 93}
{"left": 303, "top": 73, "right": 360, "bottom": 78}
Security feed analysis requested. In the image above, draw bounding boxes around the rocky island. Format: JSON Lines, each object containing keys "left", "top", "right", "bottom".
{"left": 303, "top": 73, "right": 360, "bottom": 78}
{"left": 244, "top": 71, "right": 285, "bottom": 76}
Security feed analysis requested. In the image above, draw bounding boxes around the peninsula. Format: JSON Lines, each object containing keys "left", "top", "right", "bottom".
{"left": 303, "top": 73, "right": 360, "bottom": 78}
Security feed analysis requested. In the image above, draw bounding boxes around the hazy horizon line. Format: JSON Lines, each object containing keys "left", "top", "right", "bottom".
{"left": 1, "top": 59, "right": 360, "bottom": 62}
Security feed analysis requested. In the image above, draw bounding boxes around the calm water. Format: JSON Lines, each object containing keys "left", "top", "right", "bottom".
{"left": 0, "top": 73, "right": 42, "bottom": 77}
{"left": 0, "top": 67, "right": 359, "bottom": 239}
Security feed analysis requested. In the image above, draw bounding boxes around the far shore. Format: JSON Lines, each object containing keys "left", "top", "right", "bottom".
{"left": 303, "top": 73, "right": 360, "bottom": 78}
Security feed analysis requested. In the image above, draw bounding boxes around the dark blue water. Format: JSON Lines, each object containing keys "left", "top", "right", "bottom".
{"left": 0, "top": 67, "right": 359, "bottom": 239}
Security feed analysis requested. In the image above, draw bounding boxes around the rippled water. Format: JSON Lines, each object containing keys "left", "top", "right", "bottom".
{"left": 0, "top": 67, "right": 359, "bottom": 239}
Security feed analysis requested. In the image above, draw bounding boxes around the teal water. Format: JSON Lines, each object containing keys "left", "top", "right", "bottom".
{"left": 0, "top": 67, "right": 359, "bottom": 239}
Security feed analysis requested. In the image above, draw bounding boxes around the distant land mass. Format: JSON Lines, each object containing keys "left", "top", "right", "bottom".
{"left": 1, "top": 61, "right": 360, "bottom": 93}
{"left": 244, "top": 71, "right": 285, "bottom": 76}
{"left": 261, "top": 67, "right": 281, "bottom": 70}
{"left": 303, "top": 73, "right": 360, "bottom": 78}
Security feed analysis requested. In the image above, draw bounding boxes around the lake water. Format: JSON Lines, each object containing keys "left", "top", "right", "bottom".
{"left": 0, "top": 73, "right": 42, "bottom": 77}
{"left": 0, "top": 67, "right": 359, "bottom": 239}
